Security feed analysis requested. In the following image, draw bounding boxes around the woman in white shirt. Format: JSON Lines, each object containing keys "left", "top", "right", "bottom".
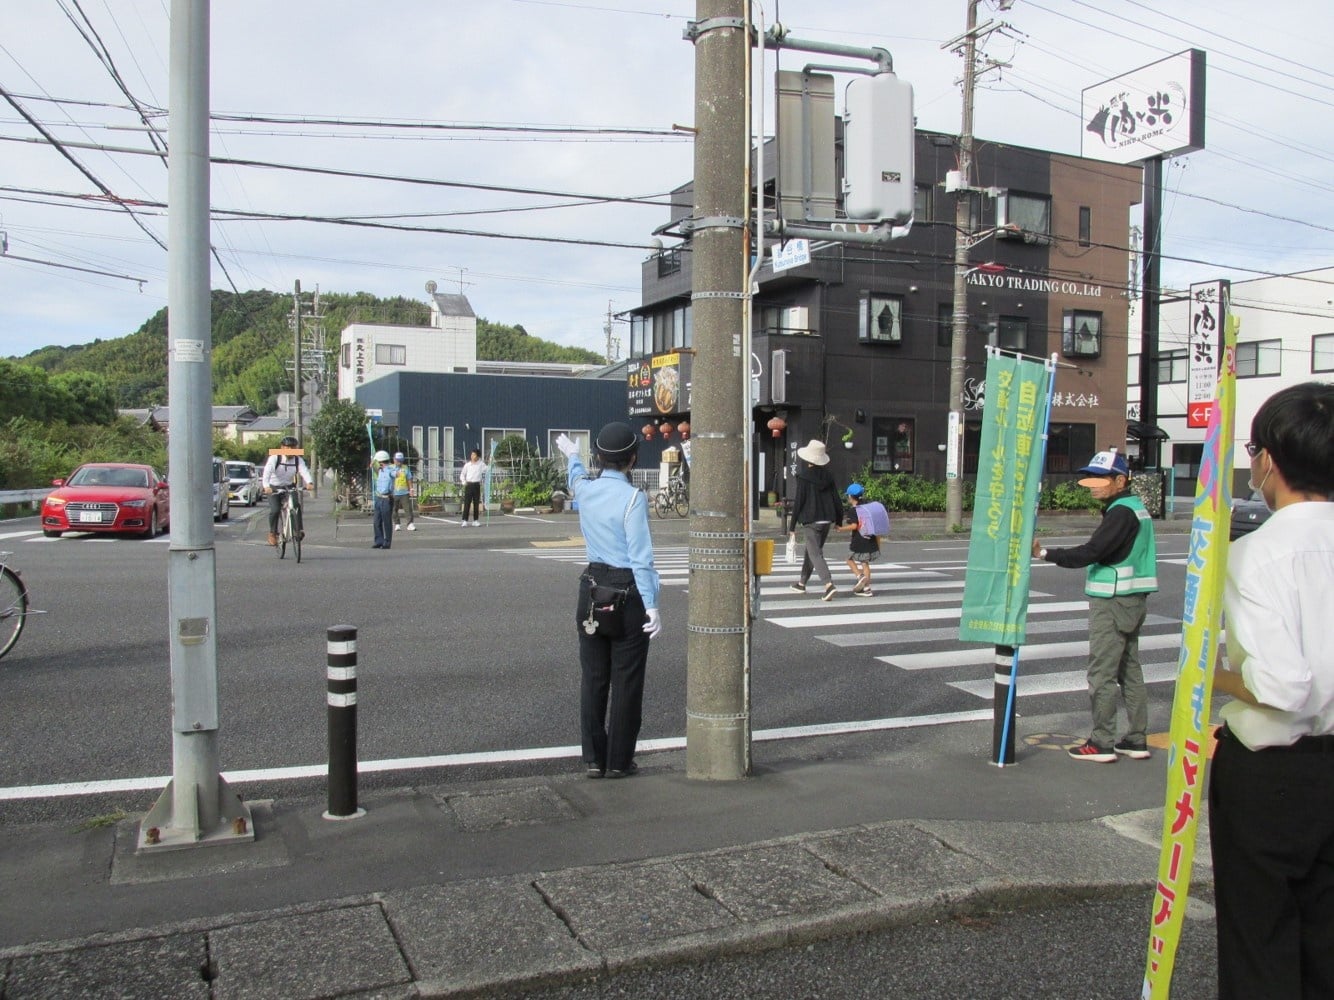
{"left": 459, "top": 449, "right": 485, "bottom": 526}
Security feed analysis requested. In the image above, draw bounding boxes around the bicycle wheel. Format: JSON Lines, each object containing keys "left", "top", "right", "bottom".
{"left": 653, "top": 491, "right": 670, "bottom": 519}
{"left": 292, "top": 511, "right": 302, "bottom": 564}
{"left": 277, "top": 501, "right": 289, "bottom": 559}
{"left": 673, "top": 490, "right": 689, "bottom": 517}
{"left": 0, "top": 566, "right": 27, "bottom": 660}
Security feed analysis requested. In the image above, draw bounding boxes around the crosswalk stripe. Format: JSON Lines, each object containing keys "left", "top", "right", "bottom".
{"left": 818, "top": 613, "right": 1180, "bottom": 648}
{"left": 880, "top": 631, "right": 1182, "bottom": 670}
{"left": 768, "top": 599, "right": 1089, "bottom": 630}
{"left": 948, "top": 660, "right": 1179, "bottom": 699}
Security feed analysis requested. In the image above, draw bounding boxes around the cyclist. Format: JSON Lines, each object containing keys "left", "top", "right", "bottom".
{"left": 262, "top": 435, "right": 314, "bottom": 546}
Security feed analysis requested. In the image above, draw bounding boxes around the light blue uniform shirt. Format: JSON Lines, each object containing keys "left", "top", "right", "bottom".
{"left": 374, "top": 464, "right": 395, "bottom": 497}
{"left": 567, "top": 456, "right": 659, "bottom": 610}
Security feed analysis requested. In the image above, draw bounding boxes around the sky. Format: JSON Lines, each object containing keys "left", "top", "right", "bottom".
{"left": 2, "top": 0, "right": 1332, "bottom": 364}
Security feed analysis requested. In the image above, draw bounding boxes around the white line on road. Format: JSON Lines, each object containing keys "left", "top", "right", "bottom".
{"left": 881, "top": 631, "right": 1182, "bottom": 670}
{"left": 948, "top": 660, "right": 1179, "bottom": 698}
{"left": 0, "top": 709, "right": 995, "bottom": 802}
{"left": 0, "top": 530, "right": 40, "bottom": 541}
{"left": 769, "top": 599, "right": 1088, "bottom": 629}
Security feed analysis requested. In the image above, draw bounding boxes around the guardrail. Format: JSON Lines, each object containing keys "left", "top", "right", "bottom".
{"left": 0, "top": 489, "right": 50, "bottom": 507}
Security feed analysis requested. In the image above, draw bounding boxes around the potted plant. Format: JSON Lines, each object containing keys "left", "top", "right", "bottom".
{"left": 841, "top": 428, "right": 854, "bottom": 450}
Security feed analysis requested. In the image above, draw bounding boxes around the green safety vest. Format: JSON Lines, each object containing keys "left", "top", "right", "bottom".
{"left": 1084, "top": 495, "right": 1158, "bottom": 598}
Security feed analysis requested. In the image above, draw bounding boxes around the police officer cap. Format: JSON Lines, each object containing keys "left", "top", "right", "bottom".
{"left": 595, "top": 422, "right": 639, "bottom": 461}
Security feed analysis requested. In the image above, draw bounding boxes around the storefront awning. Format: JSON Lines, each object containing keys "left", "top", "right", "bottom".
{"left": 1126, "top": 420, "right": 1170, "bottom": 440}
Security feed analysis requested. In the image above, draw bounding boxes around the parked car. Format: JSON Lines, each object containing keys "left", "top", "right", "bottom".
{"left": 40, "top": 463, "right": 170, "bottom": 539}
{"left": 225, "top": 461, "right": 262, "bottom": 506}
{"left": 211, "top": 456, "right": 231, "bottom": 521}
{"left": 1229, "top": 490, "right": 1272, "bottom": 540}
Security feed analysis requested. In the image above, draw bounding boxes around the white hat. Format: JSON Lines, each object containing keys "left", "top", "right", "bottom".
{"left": 796, "top": 439, "right": 830, "bottom": 466}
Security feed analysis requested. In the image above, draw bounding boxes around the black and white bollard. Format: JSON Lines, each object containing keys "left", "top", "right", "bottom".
{"left": 323, "top": 624, "right": 366, "bottom": 820}
{"left": 991, "top": 644, "right": 1018, "bottom": 767}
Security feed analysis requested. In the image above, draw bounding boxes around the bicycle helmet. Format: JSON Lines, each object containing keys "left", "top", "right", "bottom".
{"left": 280, "top": 435, "right": 299, "bottom": 448}
{"left": 373, "top": 450, "right": 391, "bottom": 463}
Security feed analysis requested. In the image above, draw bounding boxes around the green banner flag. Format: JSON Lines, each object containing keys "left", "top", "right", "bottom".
{"left": 959, "top": 351, "right": 1052, "bottom": 645}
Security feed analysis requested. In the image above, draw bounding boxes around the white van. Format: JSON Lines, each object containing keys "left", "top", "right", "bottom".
{"left": 211, "top": 457, "right": 231, "bottom": 521}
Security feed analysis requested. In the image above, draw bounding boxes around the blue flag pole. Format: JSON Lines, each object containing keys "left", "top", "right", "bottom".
{"left": 995, "top": 353, "right": 1058, "bottom": 767}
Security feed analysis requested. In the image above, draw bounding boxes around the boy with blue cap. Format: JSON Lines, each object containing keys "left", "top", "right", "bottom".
{"left": 1032, "top": 447, "right": 1158, "bottom": 763}
{"left": 836, "top": 483, "right": 890, "bottom": 597}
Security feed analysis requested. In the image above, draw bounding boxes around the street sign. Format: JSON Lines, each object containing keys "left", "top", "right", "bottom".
{"left": 772, "top": 239, "right": 811, "bottom": 273}
{"left": 1187, "top": 401, "right": 1211, "bottom": 428}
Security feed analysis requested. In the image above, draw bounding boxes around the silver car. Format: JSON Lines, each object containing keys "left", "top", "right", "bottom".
{"left": 211, "top": 457, "right": 231, "bottom": 521}
{"left": 225, "top": 461, "right": 262, "bottom": 507}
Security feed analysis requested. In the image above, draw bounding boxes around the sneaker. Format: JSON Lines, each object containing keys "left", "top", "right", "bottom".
{"left": 585, "top": 765, "right": 605, "bottom": 779}
{"left": 1114, "top": 739, "right": 1151, "bottom": 760}
{"left": 1067, "top": 741, "right": 1117, "bottom": 763}
{"left": 822, "top": 582, "right": 838, "bottom": 602}
{"left": 788, "top": 582, "right": 807, "bottom": 593}
{"left": 406, "top": 524, "right": 415, "bottom": 531}
{"left": 473, "top": 520, "right": 482, "bottom": 527}
{"left": 606, "top": 761, "right": 639, "bottom": 779}
{"left": 854, "top": 589, "right": 873, "bottom": 598}
{"left": 852, "top": 576, "right": 868, "bottom": 594}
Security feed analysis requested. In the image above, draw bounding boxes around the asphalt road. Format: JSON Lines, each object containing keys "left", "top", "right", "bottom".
{"left": 0, "top": 508, "right": 1191, "bottom": 819}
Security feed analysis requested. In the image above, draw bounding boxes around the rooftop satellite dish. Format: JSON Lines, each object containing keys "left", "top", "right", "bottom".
{"left": 425, "top": 280, "right": 438, "bottom": 294}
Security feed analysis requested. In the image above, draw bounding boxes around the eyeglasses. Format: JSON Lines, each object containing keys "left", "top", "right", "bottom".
{"left": 1244, "top": 441, "right": 1263, "bottom": 458}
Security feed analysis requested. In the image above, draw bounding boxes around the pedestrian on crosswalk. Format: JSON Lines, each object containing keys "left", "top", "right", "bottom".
{"left": 835, "top": 483, "right": 889, "bottom": 597}
{"left": 787, "top": 440, "right": 843, "bottom": 601}
{"left": 1032, "top": 448, "right": 1158, "bottom": 763}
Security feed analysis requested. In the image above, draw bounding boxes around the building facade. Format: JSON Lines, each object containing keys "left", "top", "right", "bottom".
{"left": 630, "top": 129, "right": 1142, "bottom": 501}
{"left": 338, "top": 291, "right": 479, "bottom": 400}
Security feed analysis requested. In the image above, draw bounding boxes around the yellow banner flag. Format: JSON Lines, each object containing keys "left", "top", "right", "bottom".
{"left": 1141, "top": 314, "right": 1238, "bottom": 998}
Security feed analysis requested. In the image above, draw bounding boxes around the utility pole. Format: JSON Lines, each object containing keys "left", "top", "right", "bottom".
{"left": 292, "top": 279, "right": 302, "bottom": 447}
{"left": 944, "top": 0, "right": 980, "bottom": 532}
{"left": 140, "top": 0, "right": 251, "bottom": 851}
{"left": 685, "top": 0, "right": 749, "bottom": 780}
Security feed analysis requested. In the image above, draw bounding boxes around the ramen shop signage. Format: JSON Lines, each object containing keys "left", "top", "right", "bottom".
{"left": 627, "top": 351, "right": 692, "bottom": 417}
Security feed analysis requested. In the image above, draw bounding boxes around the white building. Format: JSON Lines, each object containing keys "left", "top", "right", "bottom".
{"left": 1129, "top": 266, "right": 1334, "bottom": 496}
{"left": 338, "top": 291, "right": 478, "bottom": 400}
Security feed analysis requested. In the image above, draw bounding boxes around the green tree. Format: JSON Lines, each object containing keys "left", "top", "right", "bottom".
{"left": 310, "top": 397, "right": 369, "bottom": 487}
{"left": 50, "top": 370, "right": 116, "bottom": 424}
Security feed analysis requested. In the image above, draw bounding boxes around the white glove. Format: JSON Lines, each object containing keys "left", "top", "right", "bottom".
{"left": 555, "top": 433, "right": 579, "bottom": 458}
{"left": 643, "top": 608, "right": 662, "bottom": 638}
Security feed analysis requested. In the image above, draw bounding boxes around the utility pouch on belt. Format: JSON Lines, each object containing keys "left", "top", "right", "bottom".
{"left": 579, "top": 572, "right": 633, "bottom": 637}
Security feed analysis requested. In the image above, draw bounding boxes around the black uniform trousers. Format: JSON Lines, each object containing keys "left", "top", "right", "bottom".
{"left": 576, "top": 566, "right": 649, "bottom": 772}
{"left": 1209, "top": 726, "right": 1334, "bottom": 999}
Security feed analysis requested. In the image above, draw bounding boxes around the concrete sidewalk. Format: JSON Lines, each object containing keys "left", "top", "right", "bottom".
{"left": 0, "top": 711, "right": 1209, "bottom": 998}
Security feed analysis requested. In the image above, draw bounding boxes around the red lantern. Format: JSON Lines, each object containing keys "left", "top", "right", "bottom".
{"left": 659, "top": 422, "right": 674, "bottom": 439}
{"left": 641, "top": 423, "right": 655, "bottom": 440}
{"left": 677, "top": 421, "right": 690, "bottom": 440}
{"left": 766, "top": 415, "right": 787, "bottom": 439}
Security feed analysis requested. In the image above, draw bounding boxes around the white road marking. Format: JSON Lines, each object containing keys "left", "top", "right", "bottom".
{"left": 769, "top": 599, "right": 1089, "bottom": 629}
{"left": 948, "top": 660, "right": 1179, "bottom": 698}
{"left": 881, "top": 631, "right": 1182, "bottom": 670}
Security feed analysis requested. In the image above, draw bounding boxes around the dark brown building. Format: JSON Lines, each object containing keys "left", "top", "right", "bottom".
{"left": 629, "top": 129, "right": 1142, "bottom": 501}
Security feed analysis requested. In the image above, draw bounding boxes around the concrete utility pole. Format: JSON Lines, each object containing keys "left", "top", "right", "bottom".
{"left": 292, "top": 279, "right": 303, "bottom": 446}
{"left": 945, "top": 0, "right": 981, "bottom": 533}
{"left": 139, "top": 0, "right": 252, "bottom": 851}
{"left": 685, "top": 0, "right": 750, "bottom": 780}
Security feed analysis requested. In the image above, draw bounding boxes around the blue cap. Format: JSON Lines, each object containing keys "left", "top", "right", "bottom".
{"left": 393, "top": 452, "right": 405, "bottom": 461}
{"left": 845, "top": 483, "right": 865, "bottom": 497}
{"left": 1076, "top": 450, "right": 1129, "bottom": 477}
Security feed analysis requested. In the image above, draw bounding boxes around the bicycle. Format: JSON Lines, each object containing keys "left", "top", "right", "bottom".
{"left": 653, "top": 474, "right": 689, "bottom": 519}
{"left": 1, "top": 551, "right": 39, "bottom": 660}
{"left": 272, "top": 486, "right": 305, "bottom": 563}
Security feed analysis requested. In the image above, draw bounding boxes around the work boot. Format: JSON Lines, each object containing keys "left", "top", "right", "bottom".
{"left": 267, "top": 532, "right": 277, "bottom": 546}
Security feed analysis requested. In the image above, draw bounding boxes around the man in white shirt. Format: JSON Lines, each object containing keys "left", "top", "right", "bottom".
{"left": 1211, "top": 381, "right": 1334, "bottom": 999}
{"left": 261, "top": 435, "right": 313, "bottom": 546}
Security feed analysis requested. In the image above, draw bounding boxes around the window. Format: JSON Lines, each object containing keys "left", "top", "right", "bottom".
{"left": 914, "top": 184, "right": 933, "bottom": 221}
{"left": 1062, "top": 310, "right": 1102, "bottom": 358}
{"left": 375, "top": 343, "right": 406, "bottom": 365}
{"left": 657, "top": 247, "right": 682, "bottom": 277}
{"left": 997, "top": 316, "right": 1028, "bottom": 351}
{"left": 548, "top": 429, "right": 589, "bottom": 462}
{"left": 1000, "top": 191, "right": 1051, "bottom": 237}
{"left": 1236, "top": 339, "right": 1281, "bottom": 378}
{"left": 645, "top": 304, "right": 693, "bottom": 354}
{"left": 1078, "top": 206, "right": 1091, "bottom": 247}
{"left": 482, "top": 428, "right": 525, "bottom": 460}
{"left": 1044, "top": 423, "right": 1097, "bottom": 474}
{"left": 859, "top": 293, "right": 903, "bottom": 344}
{"left": 872, "top": 417, "right": 915, "bottom": 473}
{"left": 1315, "top": 333, "right": 1334, "bottom": 373}
{"left": 630, "top": 315, "right": 648, "bottom": 358}
{"left": 937, "top": 303, "right": 953, "bottom": 348}
{"left": 1127, "top": 352, "right": 1140, "bottom": 387}
{"left": 1158, "top": 349, "right": 1187, "bottom": 384}
{"left": 340, "top": 343, "right": 351, "bottom": 368}
{"left": 762, "top": 305, "right": 812, "bottom": 337}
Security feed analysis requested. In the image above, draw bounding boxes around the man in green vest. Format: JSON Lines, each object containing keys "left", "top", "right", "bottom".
{"left": 1032, "top": 448, "right": 1158, "bottom": 763}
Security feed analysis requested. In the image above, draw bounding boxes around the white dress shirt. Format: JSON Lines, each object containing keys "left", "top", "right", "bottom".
{"left": 1221, "top": 501, "right": 1334, "bottom": 748}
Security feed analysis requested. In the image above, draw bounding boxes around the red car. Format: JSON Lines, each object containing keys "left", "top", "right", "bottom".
{"left": 41, "top": 463, "right": 170, "bottom": 539}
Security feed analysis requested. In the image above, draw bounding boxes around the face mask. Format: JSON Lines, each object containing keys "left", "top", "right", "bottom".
{"left": 1246, "top": 456, "right": 1272, "bottom": 505}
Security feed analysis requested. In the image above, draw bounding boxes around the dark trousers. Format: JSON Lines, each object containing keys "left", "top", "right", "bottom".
{"left": 1209, "top": 727, "right": 1334, "bottom": 999}
{"left": 372, "top": 495, "right": 393, "bottom": 547}
{"left": 393, "top": 493, "right": 413, "bottom": 526}
{"left": 461, "top": 482, "right": 482, "bottom": 521}
{"left": 576, "top": 569, "right": 649, "bottom": 772}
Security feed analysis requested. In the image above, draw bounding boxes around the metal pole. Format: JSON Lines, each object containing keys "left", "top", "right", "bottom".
{"left": 1138, "top": 157, "right": 1163, "bottom": 470}
{"left": 293, "top": 279, "right": 303, "bottom": 446}
{"left": 945, "top": 0, "right": 979, "bottom": 532}
{"left": 324, "top": 625, "right": 365, "bottom": 820}
{"left": 139, "top": 0, "right": 251, "bottom": 851}
{"left": 685, "top": 0, "right": 749, "bottom": 780}
{"left": 991, "top": 645, "right": 1017, "bottom": 765}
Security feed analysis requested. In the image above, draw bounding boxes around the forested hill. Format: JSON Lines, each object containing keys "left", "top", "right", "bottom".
{"left": 14, "top": 290, "right": 604, "bottom": 411}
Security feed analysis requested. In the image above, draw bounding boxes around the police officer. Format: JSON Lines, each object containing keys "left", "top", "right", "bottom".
{"left": 371, "top": 450, "right": 394, "bottom": 549}
{"left": 556, "top": 425, "right": 662, "bottom": 779}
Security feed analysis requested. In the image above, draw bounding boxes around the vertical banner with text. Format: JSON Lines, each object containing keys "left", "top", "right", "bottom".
{"left": 959, "top": 350, "right": 1052, "bottom": 646}
{"left": 1141, "top": 313, "right": 1238, "bottom": 999}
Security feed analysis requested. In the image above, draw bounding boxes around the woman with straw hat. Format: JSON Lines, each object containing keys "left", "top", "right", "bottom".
{"left": 787, "top": 439, "right": 844, "bottom": 601}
